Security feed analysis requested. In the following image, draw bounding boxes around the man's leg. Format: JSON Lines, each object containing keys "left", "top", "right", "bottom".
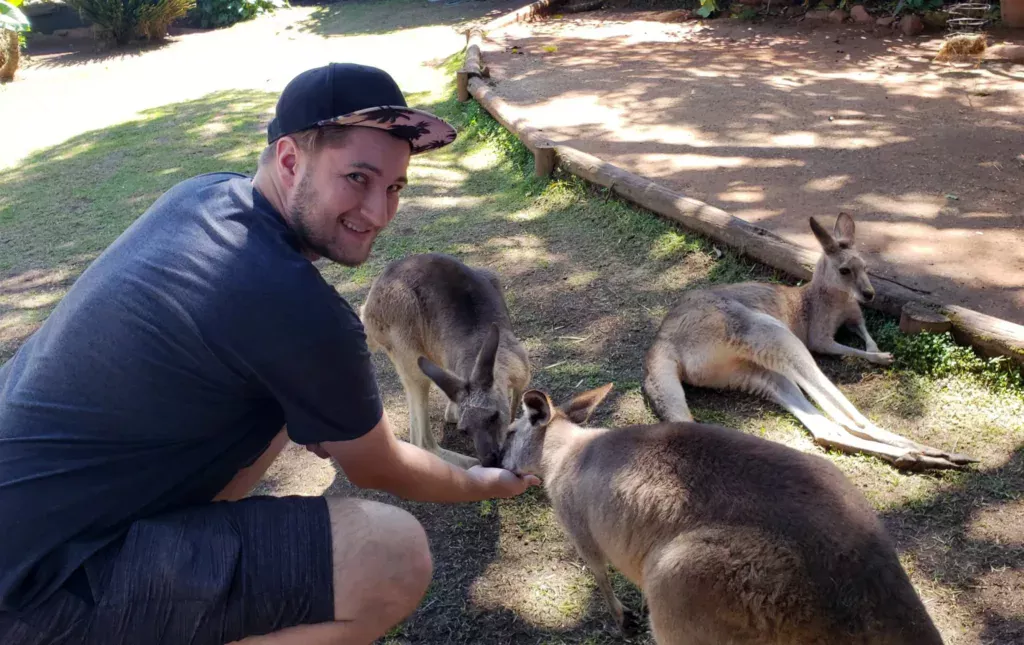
{"left": 229, "top": 497, "right": 433, "bottom": 645}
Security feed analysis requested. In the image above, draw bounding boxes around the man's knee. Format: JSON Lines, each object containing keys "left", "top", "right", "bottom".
{"left": 326, "top": 497, "right": 432, "bottom": 622}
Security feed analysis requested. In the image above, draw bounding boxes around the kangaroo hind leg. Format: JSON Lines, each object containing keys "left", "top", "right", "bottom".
{"left": 740, "top": 321, "right": 973, "bottom": 469}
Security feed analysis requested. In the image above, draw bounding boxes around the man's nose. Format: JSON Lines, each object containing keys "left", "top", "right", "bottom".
{"left": 359, "top": 189, "right": 391, "bottom": 228}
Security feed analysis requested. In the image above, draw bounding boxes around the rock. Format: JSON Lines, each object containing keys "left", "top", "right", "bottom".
{"left": 876, "top": 15, "right": 895, "bottom": 26}
{"left": 850, "top": 4, "right": 872, "bottom": 22}
{"left": 828, "top": 8, "right": 848, "bottom": 22}
{"left": 805, "top": 9, "right": 830, "bottom": 20}
{"left": 900, "top": 14, "right": 924, "bottom": 36}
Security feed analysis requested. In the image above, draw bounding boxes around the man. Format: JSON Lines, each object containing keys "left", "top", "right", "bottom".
{"left": 0, "top": 62, "right": 539, "bottom": 645}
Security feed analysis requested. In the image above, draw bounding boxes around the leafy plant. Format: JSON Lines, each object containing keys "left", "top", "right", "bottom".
{"left": 890, "top": 0, "right": 941, "bottom": 15}
{"left": 873, "top": 321, "right": 1024, "bottom": 393}
{"left": 138, "top": 0, "right": 195, "bottom": 40}
{"left": 65, "top": 0, "right": 194, "bottom": 45}
{"left": 0, "top": 0, "right": 30, "bottom": 82}
{"left": 186, "top": 0, "right": 282, "bottom": 29}
{"left": 697, "top": 0, "right": 718, "bottom": 17}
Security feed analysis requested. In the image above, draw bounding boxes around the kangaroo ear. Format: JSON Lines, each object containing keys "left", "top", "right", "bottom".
{"left": 419, "top": 356, "right": 467, "bottom": 402}
{"left": 561, "top": 383, "right": 613, "bottom": 424}
{"left": 809, "top": 216, "right": 839, "bottom": 254}
{"left": 522, "top": 390, "right": 552, "bottom": 428}
{"left": 472, "top": 323, "right": 500, "bottom": 390}
{"left": 834, "top": 212, "right": 855, "bottom": 247}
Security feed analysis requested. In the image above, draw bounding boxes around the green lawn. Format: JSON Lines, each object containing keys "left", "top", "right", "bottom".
{"left": 2, "top": 15, "right": 1023, "bottom": 644}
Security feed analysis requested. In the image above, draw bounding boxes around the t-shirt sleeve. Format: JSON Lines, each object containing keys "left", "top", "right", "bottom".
{"left": 223, "top": 279, "right": 385, "bottom": 446}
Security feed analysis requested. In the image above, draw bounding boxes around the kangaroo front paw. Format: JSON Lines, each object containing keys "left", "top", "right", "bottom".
{"left": 870, "top": 352, "right": 894, "bottom": 366}
{"left": 444, "top": 401, "right": 459, "bottom": 424}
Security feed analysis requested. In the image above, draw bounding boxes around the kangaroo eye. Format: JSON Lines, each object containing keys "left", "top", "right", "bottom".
{"left": 839, "top": 267, "right": 852, "bottom": 276}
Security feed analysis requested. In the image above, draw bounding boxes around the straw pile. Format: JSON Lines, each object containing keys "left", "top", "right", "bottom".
{"left": 935, "top": 33, "right": 988, "bottom": 62}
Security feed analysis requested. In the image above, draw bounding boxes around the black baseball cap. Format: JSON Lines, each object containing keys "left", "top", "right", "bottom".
{"left": 267, "top": 63, "right": 457, "bottom": 155}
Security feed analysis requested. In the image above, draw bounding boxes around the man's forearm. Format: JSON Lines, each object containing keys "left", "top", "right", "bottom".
{"left": 323, "top": 412, "right": 536, "bottom": 503}
{"left": 371, "top": 440, "right": 492, "bottom": 503}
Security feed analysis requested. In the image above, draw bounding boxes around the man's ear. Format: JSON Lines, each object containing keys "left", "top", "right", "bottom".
{"left": 561, "top": 383, "right": 613, "bottom": 424}
{"left": 276, "top": 136, "right": 302, "bottom": 184}
{"left": 522, "top": 390, "right": 553, "bottom": 428}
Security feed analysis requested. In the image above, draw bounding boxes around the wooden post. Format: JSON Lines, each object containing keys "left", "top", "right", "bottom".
{"left": 534, "top": 146, "right": 556, "bottom": 177}
{"left": 900, "top": 302, "right": 952, "bottom": 335}
{"left": 457, "top": 71, "right": 471, "bottom": 102}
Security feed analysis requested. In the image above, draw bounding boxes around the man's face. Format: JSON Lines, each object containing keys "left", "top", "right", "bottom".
{"left": 284, "top": 127, "right": 411, "bottom": 266}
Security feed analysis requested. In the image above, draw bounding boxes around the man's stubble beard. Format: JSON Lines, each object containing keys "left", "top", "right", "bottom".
{"left": 288, "top": 172, "right": 376, "bottom": 268}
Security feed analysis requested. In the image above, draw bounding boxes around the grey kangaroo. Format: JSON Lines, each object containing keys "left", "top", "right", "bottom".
{"left": 500, "top": 383, "right": 946, "bottom": 645}
{"left": 643, "top": 212, "right": 974, "bottom": 470}
{"left": 361, "top": 253, "right": 531, "bottom": 469}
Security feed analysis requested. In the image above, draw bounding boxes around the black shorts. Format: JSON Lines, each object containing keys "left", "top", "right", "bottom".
{"left": 0, "top": 495, "right": 334, "bottom": 645}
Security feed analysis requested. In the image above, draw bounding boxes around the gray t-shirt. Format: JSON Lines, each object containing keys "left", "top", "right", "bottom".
{"left": 0, "top": 172, "right": 383, "bottom": 612}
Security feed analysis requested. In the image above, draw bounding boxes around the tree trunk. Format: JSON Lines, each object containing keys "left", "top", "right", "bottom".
{"left": 0, "top": 29, "right": 19, "bottom": 83}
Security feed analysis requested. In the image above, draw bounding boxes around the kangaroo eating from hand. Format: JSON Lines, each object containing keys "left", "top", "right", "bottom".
{"left": 643, "top": 212, "right": 974, "bottom": 470}
{"left": 361, "top": 253, "right": 531, "bottom": 469}
{"left": 500, "top": 383, "right": 946, "bottom": 644}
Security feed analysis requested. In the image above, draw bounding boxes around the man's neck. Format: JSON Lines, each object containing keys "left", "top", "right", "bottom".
{"left": 251, "top": 169, "right": 320, "bottom": 262}
{"left": 251, "top": 168, "right": 289, "bottom": 223}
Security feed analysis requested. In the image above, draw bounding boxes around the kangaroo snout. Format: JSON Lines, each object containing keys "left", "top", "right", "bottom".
{"left": 473, "top": 434, "right": 502, "bottom": 468}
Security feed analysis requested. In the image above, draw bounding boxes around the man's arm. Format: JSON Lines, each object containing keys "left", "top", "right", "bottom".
{"left": 314, "top": 410, "right": 540, "bottom": 503}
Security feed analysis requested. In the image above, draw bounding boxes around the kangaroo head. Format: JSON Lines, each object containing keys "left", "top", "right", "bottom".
{"left": 809, "top": 212, "right": 875, "bottom": 303}
{"left": 500, "top": 383, "right": 614, "bottom": 477}
{"left": 418, "top": 323, "right": 508, "bottom": 467}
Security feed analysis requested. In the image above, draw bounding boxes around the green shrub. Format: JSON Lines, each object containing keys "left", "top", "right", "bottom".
{"left": 187, "top": 0, "right": 282, "bottom": 29}
{"left": 873, "top": 320, "right": 1024, "bottom": 392}
{"left": 65, "top": 0, "right": 195, "bottom": 45}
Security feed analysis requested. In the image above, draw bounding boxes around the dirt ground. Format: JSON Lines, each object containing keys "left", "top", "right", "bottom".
{"left": 482, "top": 11, "right": 1024, "bottom": 325}
{"left": 1, "top": 2, "right": 1023, "bottom": 644}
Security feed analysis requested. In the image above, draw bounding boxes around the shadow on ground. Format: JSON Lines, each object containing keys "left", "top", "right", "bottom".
{"left": 482, "top": 13, "right": 1024, "bottom": 324}
{"left": 23, "top": 36, "right": 174, "bottom": 69}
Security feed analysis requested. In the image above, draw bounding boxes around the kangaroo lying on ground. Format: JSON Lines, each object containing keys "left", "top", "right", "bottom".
{"left": 361, "top": 253, "right": 531, "bottom": 469}
{"left": 643, "top": 212, "right": 975, "bottom": 471}
{"left": 500, "top": 383, "right": 946, "bottom": 644}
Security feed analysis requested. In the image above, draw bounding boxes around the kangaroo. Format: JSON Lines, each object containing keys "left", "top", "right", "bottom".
{"left": 360, "top": 253, "right": 531, "bottom": 469}
{"left": 500, "top": 383, "right": 946, "bottom": 645}
{"left": 643, "top": 212, "right": 975, "bottom": 471}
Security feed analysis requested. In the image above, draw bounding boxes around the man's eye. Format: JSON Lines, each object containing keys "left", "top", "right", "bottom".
{"left": 348, "top": 173, "right": 367, "bottom": 184}
{"left": 388, "top": 184, "right": 405, "bottom": 194}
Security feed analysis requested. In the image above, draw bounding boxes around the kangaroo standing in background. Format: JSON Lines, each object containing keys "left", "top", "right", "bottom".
{"left": 643, "top": 213, "right": 974, "bottom": 470}
{"left": 361, "top": 253, "right": 531, "bottom": 469}
{"left": 500, "top": 383, "right": 946, "bottom": 645}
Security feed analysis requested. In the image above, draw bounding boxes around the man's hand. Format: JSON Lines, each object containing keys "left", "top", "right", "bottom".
{"left": 466, "top": 466, "right": 541, "bottom": 499}
{"left": 319, "top": 411, "right": 542, "bottom": 504}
